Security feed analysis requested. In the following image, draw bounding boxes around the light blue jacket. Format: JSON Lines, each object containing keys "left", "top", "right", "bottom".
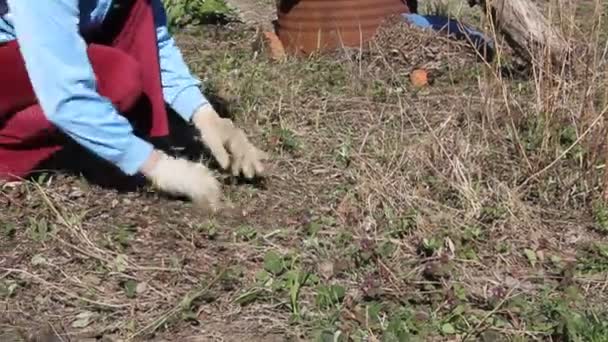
{"left": 0, "top": 0, "right": 209, "bottom": 175}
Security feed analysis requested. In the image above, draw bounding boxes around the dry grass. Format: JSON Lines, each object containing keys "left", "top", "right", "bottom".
{"left": 2, "top": 1, "right": 608, "bottom": 341}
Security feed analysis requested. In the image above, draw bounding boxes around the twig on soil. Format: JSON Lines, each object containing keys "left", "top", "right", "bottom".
{"left": 32, "top": 182, "right": 180, "bottom": 273}
{"left": 0, "top": 267, "right": 129, "bottom": 309}
{"left": 517, "top": 101, "right": 608, "bottom": 190}
{"left": 462, "top": 285, "right": 519, "bottom": 341}
{"left": 126, "top": 267, "right": 227, "bottom": 340}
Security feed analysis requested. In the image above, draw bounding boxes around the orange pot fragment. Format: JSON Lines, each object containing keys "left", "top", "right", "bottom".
{"left": 410, "top": 69, "right": 429, "bottom": 87}
{"left": 263, "top": 31, "right": 286, "bottom": 61}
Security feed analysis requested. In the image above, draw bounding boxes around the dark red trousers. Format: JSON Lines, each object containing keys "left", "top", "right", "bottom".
{"left": 0, "top": 0, "right": 170, "bottom": 180}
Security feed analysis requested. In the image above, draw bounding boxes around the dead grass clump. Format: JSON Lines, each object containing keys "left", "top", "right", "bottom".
{"left": 367, "top": 14, "right": 482, "bottom": 74}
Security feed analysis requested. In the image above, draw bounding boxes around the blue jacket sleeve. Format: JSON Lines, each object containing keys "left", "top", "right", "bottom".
{"left": 7, "top": 0, "right": 154, "bottom": 175}
{"left": 152, "top": 0, "right": 210, "bottom": 121}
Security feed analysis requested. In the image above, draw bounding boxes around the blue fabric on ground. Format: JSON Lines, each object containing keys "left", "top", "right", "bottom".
{"left": 402, "top": 13, "right": 494, "bottom": 62}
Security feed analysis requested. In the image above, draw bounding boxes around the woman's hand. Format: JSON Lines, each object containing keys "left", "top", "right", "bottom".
{"left": 192, "top": 104, "right": 268, "bottom": 179}
{"left": 140, "top": 149, "right": 221, "bottom": 211}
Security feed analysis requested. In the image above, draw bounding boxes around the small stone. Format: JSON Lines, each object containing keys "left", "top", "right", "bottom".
{"left": 318, "top": 261, "right": 335, "bottom": 280}
{"left": 136, "top": 282, "right": 148, "bottom": 295}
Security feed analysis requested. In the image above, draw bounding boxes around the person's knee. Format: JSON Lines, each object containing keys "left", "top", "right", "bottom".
{"left": 87, "top": 45, "right": 144, "bottom": 112}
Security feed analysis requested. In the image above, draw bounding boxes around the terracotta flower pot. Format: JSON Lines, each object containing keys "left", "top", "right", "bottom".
{"left": 276, "top": 0, "right": 411, "bottom": 55}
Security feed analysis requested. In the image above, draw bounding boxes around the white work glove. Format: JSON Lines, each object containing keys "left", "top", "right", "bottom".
{"left": 192, "top": 104, "right": 268, "bottom": 179}
{"left": 140, "top": 150, "right": 221, "bottom": 211}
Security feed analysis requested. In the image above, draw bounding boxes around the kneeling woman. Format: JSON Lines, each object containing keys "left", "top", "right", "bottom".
{"left": 0, "top": 0, "right": 266, "bottom": 209}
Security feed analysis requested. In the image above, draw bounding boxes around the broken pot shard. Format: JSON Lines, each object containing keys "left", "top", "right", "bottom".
{"left": 276, "top": 0, "right": 411, "bottom": 55}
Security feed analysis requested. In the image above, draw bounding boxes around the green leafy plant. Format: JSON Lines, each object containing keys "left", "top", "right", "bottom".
{"left": 235, "top": 225, "right": 257, "bottom": 241}
{"left": 592, "top": 200, "right": 608, "bottom": 234}
{"left": 162, "top": 0, "right": 233, "bottom": 28}
{"left": 315, "top": 284, "right": 346, "bottom": 310}
{"left": 27, "top": 217, "right": 51, "bottom": 242}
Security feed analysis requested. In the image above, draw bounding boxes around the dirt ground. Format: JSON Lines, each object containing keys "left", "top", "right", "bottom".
{"left": 223, "top": 0, "right": 275, "bottom": 28}
{"left": 2, "top": 2, "right": 608, "bottom": 342}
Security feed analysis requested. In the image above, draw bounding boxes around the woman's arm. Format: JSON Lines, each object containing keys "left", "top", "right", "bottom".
{"left": 7, "top": 0, "right": 154, "bottom": 175}
{"left": 151, "top": 0, "right": 209, "bottom": 122}
{"left": 150, "top": 0, "right": 268, "bottom": 180}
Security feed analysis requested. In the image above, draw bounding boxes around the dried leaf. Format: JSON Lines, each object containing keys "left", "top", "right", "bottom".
{"left": 83, "top": 274, "right": 102, "bottom": 286}
{"left": 31, "top": 254, "right": 48, "bottom": 266}
{"left": 114, "top": 254, "right": 128, "bottom": 272}
{"left": 72, "top": 311, "right": 95, "bottom": 328}
{"left": 524, "top": 249, "right": 537, "bottom": 267}
{"left": 441, "top": 322, "right": 456, "bottom": 335}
